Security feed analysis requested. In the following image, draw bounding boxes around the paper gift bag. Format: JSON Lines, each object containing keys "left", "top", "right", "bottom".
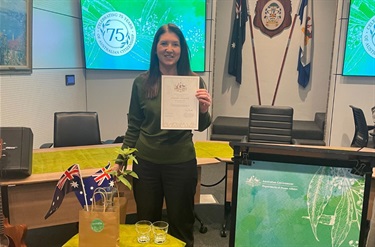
{"left": 79, "top": 190, "right": 120, "bottom": 247}
{"left": 100, "top": 185, "right": 128, "bottom": 224}
{"left": 78, "top": 209, "right": 119, "bottom": 247}
{"left": 114, "top": 191, "right": 128, "bottom": 224}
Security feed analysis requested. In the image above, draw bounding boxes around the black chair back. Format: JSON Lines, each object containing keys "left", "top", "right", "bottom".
{"left": 54, "top": 112, "right": 102, "bottom": 147}
{"left": 248, "top": 105, "right": 294, "bottom": 144}
{"left": 349, "top": 105, "right": 369, "bottom": 148}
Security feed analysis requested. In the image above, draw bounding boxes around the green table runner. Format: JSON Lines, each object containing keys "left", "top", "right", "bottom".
{"left": 32, "top": 141, "right": 233, "bottom": 174}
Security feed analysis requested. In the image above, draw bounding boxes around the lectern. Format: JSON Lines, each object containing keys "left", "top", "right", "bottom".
{"left": 229, "top": 142, "right": 375, "bottom": 247}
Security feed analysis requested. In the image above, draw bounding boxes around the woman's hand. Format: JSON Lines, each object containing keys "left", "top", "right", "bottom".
{"left": 111, "top": 163, "right": 123, "bottom": 172}
{"left": 110, "top": 163, "right": 124, "bottom": 182}
{"left": 196, "top": 89, "right": 211, "bottom": 113}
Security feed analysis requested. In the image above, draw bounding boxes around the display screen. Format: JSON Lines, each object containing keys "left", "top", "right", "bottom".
{"left": 342, "top": 0, "right": 375, "bottom": 76}
{"left": 233, "top": 161, "right": 365, "bottom": 247}
{"left": 80, "top": 0, "right": 206, "bottom": 72}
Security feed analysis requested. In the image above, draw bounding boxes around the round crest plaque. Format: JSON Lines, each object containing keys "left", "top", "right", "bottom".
{"left": 261, "top": 0, "right": 285, "bottom": 31}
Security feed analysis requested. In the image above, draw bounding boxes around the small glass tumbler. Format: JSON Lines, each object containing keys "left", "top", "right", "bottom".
{"left": 135, "top": 220, "right": 152, "bottom": 244}
{"left": 152, "top": 221, "right": 169, "bottom": 244}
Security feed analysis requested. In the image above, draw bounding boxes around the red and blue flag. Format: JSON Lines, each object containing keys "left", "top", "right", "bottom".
{"left": 44, "top": 164, "right": 83, "bottom": 219}
{"left": 74, "top": 163, "right": 114, "bottom": 208}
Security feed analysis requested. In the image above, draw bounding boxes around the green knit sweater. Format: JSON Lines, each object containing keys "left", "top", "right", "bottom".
{"left": 122, "top": 74, "right": 212, "bottom": 164}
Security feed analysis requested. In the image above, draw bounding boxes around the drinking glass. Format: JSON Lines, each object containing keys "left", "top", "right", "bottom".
{"left": 152, "top": 221, "right": 169, "bottom": 244}
{"left": 135, "top": 220, "right": 152, "bottom": 244}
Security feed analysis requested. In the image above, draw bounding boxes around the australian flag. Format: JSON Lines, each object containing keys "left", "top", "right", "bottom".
{"left": 297, "top": 0, "right": 313, "bottom": 88}
{"left": 228, "top": 0, "right": 248, "bottom": 84}
{"left": 74, "top": 163, "right": 114, "bottom": 208}
{"left": 45, "top": 164, "right": 83, "bottom": 219}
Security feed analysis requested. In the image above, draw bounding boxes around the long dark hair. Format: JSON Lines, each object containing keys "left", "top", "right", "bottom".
{"left": 144, "top": 23, "right": 193, "bottom": 98}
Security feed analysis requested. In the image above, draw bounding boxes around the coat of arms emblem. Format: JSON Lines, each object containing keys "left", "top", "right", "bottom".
{"left": 253, "top": 0, "right": 292, "bottom": 38}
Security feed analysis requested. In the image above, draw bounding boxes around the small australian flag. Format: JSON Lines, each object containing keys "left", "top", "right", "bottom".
{"left": 44, "top": 164, "right": 82, "bottom": 219}
{"left": 74, "top": 163, "right": 115, "bottom": 208}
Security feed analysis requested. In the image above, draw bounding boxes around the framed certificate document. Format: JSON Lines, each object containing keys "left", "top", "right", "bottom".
{"left": 161, "top": 75, "right": 200, "bottom": 130}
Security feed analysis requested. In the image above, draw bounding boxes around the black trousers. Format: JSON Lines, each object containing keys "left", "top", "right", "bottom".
{"left": 133, "top": 157, "right": 198, "bottom": 247}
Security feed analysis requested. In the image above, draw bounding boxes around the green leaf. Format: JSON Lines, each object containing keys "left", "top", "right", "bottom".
{"left": 128, "top": 155, "right": 138, "bottom": 164}
{"left": 110, "top": 147, "right": 139, "bottom": 190}
{"left": 128, "top": 171, "right": 138, "bottom": 179}
{"left": 115, "top": 158, "right": 125, "bottom": 163}
{"left": 116, "top": 147, "right": 138, "bottom": 159}
{"left": 118, "top": 176, "right": 132, "bottom": 190}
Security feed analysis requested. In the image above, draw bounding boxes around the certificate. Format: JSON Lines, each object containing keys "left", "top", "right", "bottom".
{"left": 161, "top": 75, "right": 199, "bottom": 130}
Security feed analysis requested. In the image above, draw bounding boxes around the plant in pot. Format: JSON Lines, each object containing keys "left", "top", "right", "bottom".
{"left": 106, "top": 147, "right": 138, "bottom": 224}
{"left": 108, "top": 147, "right": 139, "bottom": 190}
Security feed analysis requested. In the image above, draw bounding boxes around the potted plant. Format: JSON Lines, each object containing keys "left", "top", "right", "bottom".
{"left": 105, "top": 147, "right": 139, "bottom": 224}
{"left": 108, "top": 147, "right": 139, "bottom": 190}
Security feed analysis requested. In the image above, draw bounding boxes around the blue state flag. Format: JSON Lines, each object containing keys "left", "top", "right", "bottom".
{"left": 297, "top": 0, "right": 313, "bottom": 88}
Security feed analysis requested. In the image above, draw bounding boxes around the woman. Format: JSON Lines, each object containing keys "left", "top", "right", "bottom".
{"left": 114, "top": 23, "right": 211, "bottom": 247}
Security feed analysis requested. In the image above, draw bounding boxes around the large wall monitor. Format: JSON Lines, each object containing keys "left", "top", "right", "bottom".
{"left": 80, "top": 0, "right": 206, "bottom": 72}
{"left": 342, "top": 0, "right": 375, "bottom": 76}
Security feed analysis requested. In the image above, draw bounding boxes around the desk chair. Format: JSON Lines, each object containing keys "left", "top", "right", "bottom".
{"left": 349, "top": 105, "right": 375, "bottom": 148}
{"left": 248, "top": 105, "right": 294, "bottom": 144}
{"left": 220, "top": 105, "right": 294, "bottom": 237}
{"left": 40, "top": 111, "right": 106, "bottom": 148}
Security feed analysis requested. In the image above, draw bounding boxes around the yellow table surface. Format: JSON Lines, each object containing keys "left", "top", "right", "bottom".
{"left": 32, "top": 141, "right": 233, "bottom": 174}
{"left": 62, "top": 224, "right": 186, "bottom": 247}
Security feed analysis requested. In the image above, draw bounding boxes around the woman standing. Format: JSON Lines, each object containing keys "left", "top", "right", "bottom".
{"left": 114, "top": 23, "right": 211, "bottom": 247}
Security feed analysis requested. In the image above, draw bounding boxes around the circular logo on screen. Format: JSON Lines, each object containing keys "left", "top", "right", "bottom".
{"left": 95, "top": 11, "right": 136, "bottom": 56}
{"left": 90, "top": 219, "right": 104, "bottom": 232}
{"left": 362, "top": 16, "right": 375, "bottom": 59}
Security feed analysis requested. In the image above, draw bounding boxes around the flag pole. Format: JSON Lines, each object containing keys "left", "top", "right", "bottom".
{"left": 246, "top": 0, "right": 261, "bottom": 105}
{"left": 77, "top": 164, "right": 89, "bottom": 211}
{"left": 271, "top": 0, "right": 301, "bottom": 106}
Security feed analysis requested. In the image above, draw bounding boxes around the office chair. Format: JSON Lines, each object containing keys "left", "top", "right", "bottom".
{"left": 248, "top": 105, "right": 294, "bottom": 144}
{"left": 40, "top": 111, "right": 104, "bottom": 148}
{"left": 220, "top": 105, "right": 294, "bottom": 237}
{"left": 349, "top": 105, "right": 375, "bottom": 148}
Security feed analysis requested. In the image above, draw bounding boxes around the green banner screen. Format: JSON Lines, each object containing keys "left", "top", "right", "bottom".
{"left": 234, "top": 161, "right": 365, "bottom": 247}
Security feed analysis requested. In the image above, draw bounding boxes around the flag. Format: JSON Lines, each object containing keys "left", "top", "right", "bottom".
{"left": 74, "top": 163, "right": 115, "bottom": 208}
{"left": 297, "top": 0, "right": 313, "bottom": 88}
{"left": 45, "top": 164, "right": 83, "bottom": 219}
{"left": 228, "top": 0, "right": 248, "bottom": 84}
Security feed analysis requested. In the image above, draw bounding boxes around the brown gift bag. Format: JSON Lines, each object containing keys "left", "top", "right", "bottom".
{"left": 79, "top": 190, "right": 120, "bottom": 247}
{"left": 104, "top": 184, "right": 128, "bottom": 224}
{"left": 114, "top": 191, "right": 128, "bottom": 224}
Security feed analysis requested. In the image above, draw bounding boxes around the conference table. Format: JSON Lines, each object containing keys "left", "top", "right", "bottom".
{"left": 0, "top": 141, "right": 233, "bottom": 229}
